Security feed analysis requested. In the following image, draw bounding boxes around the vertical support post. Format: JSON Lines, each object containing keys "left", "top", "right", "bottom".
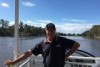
{"left": 14, "top": 0, "right": 19, "bottom": 67}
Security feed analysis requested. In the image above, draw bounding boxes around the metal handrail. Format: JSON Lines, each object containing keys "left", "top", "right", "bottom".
{"left": 18, "top": 58, "right": 30, "bottom": 67}
{"left": 65, "top": 56, "right": 100, "bottom": 67}
{"left": 17, "top": 56, "right": 100, "bottom": 67}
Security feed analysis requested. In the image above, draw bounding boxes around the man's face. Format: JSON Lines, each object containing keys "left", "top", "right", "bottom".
{"left": 45, "top": 27, "right": 56, "bottom": 36}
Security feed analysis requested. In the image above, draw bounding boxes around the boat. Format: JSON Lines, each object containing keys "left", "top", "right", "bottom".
{"left": 6, "top": 0, "right": 100, "bottom": 67}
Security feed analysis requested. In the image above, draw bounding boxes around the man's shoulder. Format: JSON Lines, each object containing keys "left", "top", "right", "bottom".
{"left": 57, "top": 36, "right": 75, "bottom": 42}
{"left": 57, "top": 36, "right": 67, "bottom": 40}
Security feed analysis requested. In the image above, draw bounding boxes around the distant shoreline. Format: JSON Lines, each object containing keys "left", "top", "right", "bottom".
{"left": 85, "top": 36, "right": 100, "bottom": 40}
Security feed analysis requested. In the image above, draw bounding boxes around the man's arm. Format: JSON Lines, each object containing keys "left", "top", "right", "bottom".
{"left": 4, "top": 50, "right": 32, "bottom": 65}
{"left": 65, "top": 42, "right": 80, "bottom": 60}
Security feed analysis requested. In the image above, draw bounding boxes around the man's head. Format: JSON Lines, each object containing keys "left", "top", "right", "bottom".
{"left": 45, "top": 23, "right": 56, "bottom": 30}
{"left": 45, "top": 23, "right": 56, "bottom": 36}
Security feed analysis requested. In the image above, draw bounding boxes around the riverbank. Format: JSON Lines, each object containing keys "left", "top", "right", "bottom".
{"left": 94, "top": 36, "right": 100, "bottom": 39}
{"left": 85, "top": 36, "right": 100, "bottom": 40}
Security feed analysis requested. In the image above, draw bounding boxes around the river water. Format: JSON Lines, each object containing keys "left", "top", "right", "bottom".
{"left": 0, "top": 36, "right": 100, "bottom": 67}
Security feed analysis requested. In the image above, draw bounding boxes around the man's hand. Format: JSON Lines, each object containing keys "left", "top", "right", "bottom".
{"left": 65, "top": 57, "right": 70, "bottom": 61}
{"left": 4, "top": 50, "right": 32, "bottom": 66}
{"left": 4, "top": 60, "right": 14, "bottom": 66}
{"left": 65, "top": 42, "right": 80, "bottom": 61}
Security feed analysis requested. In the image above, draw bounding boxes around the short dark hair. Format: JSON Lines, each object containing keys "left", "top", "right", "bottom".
{"left": 45, "top": 23, "right": 56, "bottom": 29}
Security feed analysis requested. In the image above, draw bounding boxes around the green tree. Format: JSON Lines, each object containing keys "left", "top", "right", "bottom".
{"left": 19, "top": 21, "right": 24, "bottom": 36}
{"left": 0, "top": 19, "right": 9, "bottom": 29}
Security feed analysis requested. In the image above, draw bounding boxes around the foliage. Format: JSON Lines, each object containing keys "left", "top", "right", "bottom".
{"left": 0, "top": 19, "right": 45, "bottom": 36}
{"left": 81, "top": 25, "right": 100, "bottom": 39}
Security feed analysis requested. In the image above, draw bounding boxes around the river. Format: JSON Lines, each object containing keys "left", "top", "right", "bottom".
{"left": 0, "top": 36, "right": 100, "bottom": 67}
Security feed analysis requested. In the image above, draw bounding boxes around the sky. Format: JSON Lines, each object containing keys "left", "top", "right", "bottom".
{"left": 0, "top": 0, "right": 100, "bottom": 34}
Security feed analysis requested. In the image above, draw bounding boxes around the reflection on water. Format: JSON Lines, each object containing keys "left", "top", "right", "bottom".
{"left": 0, "top": 36, "right": 100, "bottom": 67}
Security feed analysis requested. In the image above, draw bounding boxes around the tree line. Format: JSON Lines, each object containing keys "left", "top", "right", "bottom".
{"left": 81, "top": 25, "right": 100, "bottom": 39}
{"left": 0, "top": 19, "right": 67, "bottom": 37}
{"left": 0, "top": 19, "right": 45, "bottom": 36}
{"left": 2, "top": 19, "right": 99, "bottom": 38}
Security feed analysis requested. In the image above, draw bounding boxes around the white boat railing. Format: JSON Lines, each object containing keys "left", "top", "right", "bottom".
{"left": 6, "top": 56, "right": 100, "bottom": 67}
{"left": 18, "top": 58, "right": 31, "bottom": 67}
{"left": 65, "top": 56, "right": 100, "bottom": 67}
{"left": 18, "top": 57, "right": 35, "bottom": 67}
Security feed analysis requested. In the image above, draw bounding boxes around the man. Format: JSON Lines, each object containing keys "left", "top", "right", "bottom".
{"left": 5, "top": 23, "right": 80, "bottom": 67}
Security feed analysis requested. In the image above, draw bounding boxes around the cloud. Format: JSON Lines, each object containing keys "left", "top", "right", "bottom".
{"left": 9, "top": 21, "right": 14, "bottom": 26}
{"left": 9, "top": 20, "right": 94, "bottom": 34}
{"left": 23, "top": 20, "right": 94, "bottom": 34}
{"left": 70, "top": 19, "right": 86, "bottom": 22}
{"left": 21, "top": 20, "right": 46, "bottom": 28}
{"left": 0, "top": 2, "right": 10, "bottom": 8}
{"left": 62, "top": 19, "right": 69, "bottom": 21}
{"left": 38, "top": 20, "right": 53, "bottom": 23}
{"left": 22, "top": 2, "right": 35, "bottom": 7}
{"left": 56, "top": 23, "right": 93, "bottom": 34}
{"left": 62, "top": 19, "right": 86, "bottom": 22}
